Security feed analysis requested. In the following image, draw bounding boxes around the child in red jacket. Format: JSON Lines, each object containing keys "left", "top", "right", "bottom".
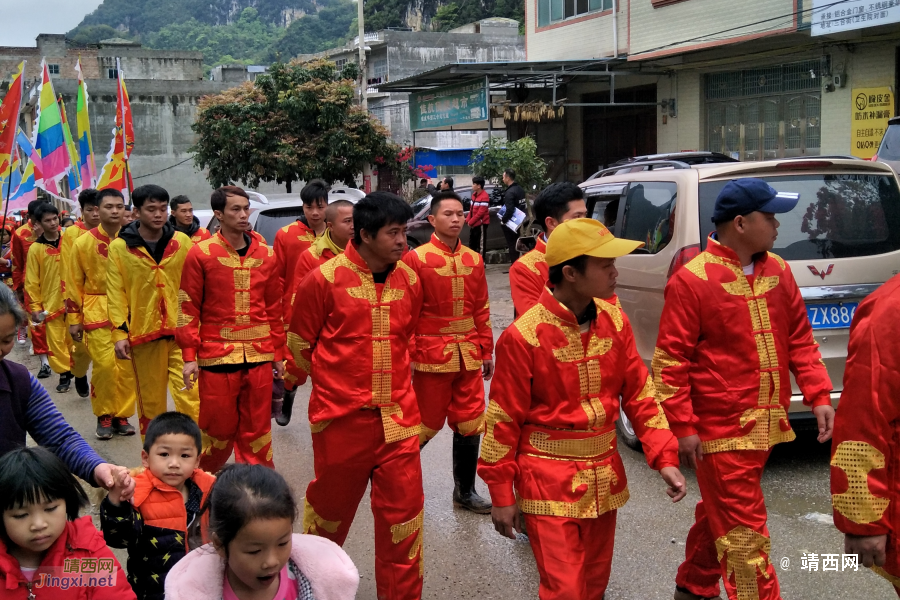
{"left": 0, "top": 447, "right": 135, "bottom": 600}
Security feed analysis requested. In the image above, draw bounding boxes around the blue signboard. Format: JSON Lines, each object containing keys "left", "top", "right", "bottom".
{"left": 410, "top": 79, "right": 488, "bottom": 131}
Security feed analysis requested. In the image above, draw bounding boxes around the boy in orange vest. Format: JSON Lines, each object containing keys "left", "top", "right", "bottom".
{"left": 101, "top": 411, "right": 215, "bottom": 600}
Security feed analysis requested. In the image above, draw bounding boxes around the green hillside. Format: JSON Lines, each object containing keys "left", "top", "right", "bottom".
{"left": 67, "top": 0, "right": 523, "bottom": 71}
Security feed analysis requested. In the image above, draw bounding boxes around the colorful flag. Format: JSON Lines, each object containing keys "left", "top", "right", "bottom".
{"left": 32, "top": 60, "right": 69, "bottom": 192}
{"left": 17, "top": 126, "right": 44, "bottom": 189}
{"left": 6, "top": 158, "right": 37, "bottom": 210}
{"left": 75, "top": 59, "right": 96, "bottom": 188}
{"left": 97, "top": 58, "right": 134, "bottom": 196}
{"left": 0, "top": 62, "right": 24, "bottom": 190}
{"left": 58, "top": 95, "right": 82, "bottom": 194}
{"left": 0, "top": 151, "right": 21, "bottom": 200}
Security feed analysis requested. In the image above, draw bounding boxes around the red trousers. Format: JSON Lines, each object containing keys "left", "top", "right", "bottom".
{"left": 197, "top": 363, "right": 275, "bottom": 473}
{"left": 23, "top": 291, "right": 48, "bottom": 354}
{"left": 303, "top": 410, "right": 424, "bottom": 600}
{"left": 413, "top": 369, "right": 485, "bottom": 442}
{"left": 676, "top": 450, "right": 779, "bottom": 600}
{"left": 524, "top": 511, "right": 616, "bottom": 600}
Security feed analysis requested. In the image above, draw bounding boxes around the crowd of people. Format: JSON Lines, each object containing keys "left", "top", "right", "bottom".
{"left": 0, "top": 176, "right": 897, "bottom": 600}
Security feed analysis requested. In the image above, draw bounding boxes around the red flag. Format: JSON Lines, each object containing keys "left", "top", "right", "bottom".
{"left": 0, "top": 62, "right": 25, "bottom": 177}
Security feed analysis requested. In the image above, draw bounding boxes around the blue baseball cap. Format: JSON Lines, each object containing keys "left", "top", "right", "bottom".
{"left": 711, "top": 178, "right": 800, "bottom": 224}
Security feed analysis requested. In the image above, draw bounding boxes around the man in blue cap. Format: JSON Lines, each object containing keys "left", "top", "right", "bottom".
{"left": 652, "top": 178, "right": 835, "bottom": 600}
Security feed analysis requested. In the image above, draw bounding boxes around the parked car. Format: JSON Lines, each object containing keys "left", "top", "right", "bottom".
{"left": 199, "top": 188, "right": 365, "bottom": 245}
{"left": 585, "top": 151, "right": 739, "bottom": 181}
{"left": 406, "top": 184, "right": 522, "bottom": 251}
{"left": 580, "top": 158, "right": 900, "bottom": 450}
{"left": 873, "top": 115, "right": 900, "bottom": 172}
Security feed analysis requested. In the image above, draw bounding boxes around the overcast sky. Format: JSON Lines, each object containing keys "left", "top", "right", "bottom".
{"left": 0, "top": 0, "right": 103, "bottom": 47}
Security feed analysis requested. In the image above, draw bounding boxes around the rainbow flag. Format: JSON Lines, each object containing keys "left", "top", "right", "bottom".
{"left": 75, "top": 59, "right": 96, "bottom": 188}
{"left": 97, "top": 58, "right": 134, "bottom": 196}
{"left": 58, "top": 95, "right": 82, "bottom": 193}
{"left": 0, "top": 62, "right": 24, "bottom": 190}
{"left": 6, "top": 158, "right": 37, "bottom": 209}
{"left": 32, "top": 60, "right": 68, "bottom": 192}
{"left": 16, "top": 127, "right": 43, "bottom": 188}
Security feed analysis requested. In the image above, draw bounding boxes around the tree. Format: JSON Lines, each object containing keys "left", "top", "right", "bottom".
{"left": 469, "top": 136, "right": 549, "bottom": 193}
{"left": 268, "top": 0, "right": 356, "bottom": 58}
{"left": 192, "top": 59, "right": 399, "bottom": 192}
{"left": 67, "top": 25, "right": 131, "bottom": 45}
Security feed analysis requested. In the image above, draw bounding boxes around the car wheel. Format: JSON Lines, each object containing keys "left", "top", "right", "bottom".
{"left": 616, "top": 404, "right": 644, "bottom": 453}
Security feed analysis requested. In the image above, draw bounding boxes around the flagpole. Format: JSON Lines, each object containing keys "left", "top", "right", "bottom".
{"left": 117, "top": 58, "right": 133, "bottom": 199}
{"left": 1, "top": 161, "right": 12, "bottom": 233}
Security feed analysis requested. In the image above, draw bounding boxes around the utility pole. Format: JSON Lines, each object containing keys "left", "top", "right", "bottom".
{"left": 357, "top": 0, "right": 367, "bottom": 111}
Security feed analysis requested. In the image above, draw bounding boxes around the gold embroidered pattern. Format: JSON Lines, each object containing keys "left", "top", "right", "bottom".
{"left": 220, "top": 324, "right": 271, "bottom": 341}
{"left": 715, "top": 526, "right": 771, "bottom": 600}
{"left": 481, "top": 400, "right": 513, "bottom": 463}
{"left": 439, "top": 317, "right": 475, "bottom": 334}
{"left": 872, "top": 566, "right": 900, "bottom": 588}
{"left": 518, "top": 463, "right": 629, "bottom": 518}
{"left": 517, "top": 248, "right": 545, "bottom": 276}
{"left": 419, "top": 424, "right": 441, "bottom": 443}
{"left": 380, "top": 405, "right": 422, "bottom": 444}
{"left": 767, "top": 252, "right": 786, "bottom": 270}
{"left": 528, "top": 430, "right": 615, "bottom": 458}
{"left": 286, "top": 332, "right": 312, "bottom": 373}
{"left": 201, "top": 432, "right": 229, "bottom": 456}
{"left": 595, "top": 298, "right": 624, "bottom": 332}
{"left": 176, "top": 290, "right": 194, "bottom": 328}
{"left": 651, "top": 347, "right": 680, "bottom": 402}
{"left": 319, "top": 254, "right": 347, "bottom": 283}
{"left": 302, "top": 499, "right": 340, "bottom": 535}
{"left": 395, "top": 260, "right": 418, "bottom": 286}
{"left": 390, "top": 510, "right": 424, "bottom": 578}
{"left": 309, "top": 420, "right": 332, "bottom": 433}
{"left": 456, "top": 414, "right": 485, "bottom": 436}
{"left": 831, "top": 440, "right": 890, "bottom": 524}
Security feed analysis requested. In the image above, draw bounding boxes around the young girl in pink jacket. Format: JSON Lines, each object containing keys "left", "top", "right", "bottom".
{"left": 164, "top": 464, "right": 358, "bottom": 600}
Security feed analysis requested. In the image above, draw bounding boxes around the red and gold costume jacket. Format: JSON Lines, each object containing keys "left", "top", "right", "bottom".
{"left": 176, "top": 233, "right": 285, "bottom": 367}
{"left": 66, "top": 225, "right": 118, "bottom": 330}
{"left": 653, "top": 236, "right": 832, "bottom": 455}
{"left": 402, "top": 234, "right": 493, "bottom": 374}
{"left": 831, "top": 273, "right": 900, "bottom": 585}
{"left": 274, "top": 220, "right": 318, "bottom": 328}
{"left": 509, "top": 235, "right": 547, "bottom": 316}
{"left": 478, "top": 289, "right": 678, "bottom": 513}
{"left": 288, "top": 242, "right": 424, "bottom": 443}
{"left": 11, "top": 222, "right": 37, "bottom": 291}
{"left": 191, "top": 227, "right": 212, "bottom": 244}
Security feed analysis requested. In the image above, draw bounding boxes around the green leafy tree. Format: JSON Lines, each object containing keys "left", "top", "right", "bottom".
{"left": 66, "top": 25, "right": 131, "bottom": 45}
{"left": 469, "top": 136, "right": 549, "bottom": 193}
{"left": 192, "top": 59, "right": 400, "bottom": 192}
{"left": 269, "top": 0, "right": 356, "bottom": 58}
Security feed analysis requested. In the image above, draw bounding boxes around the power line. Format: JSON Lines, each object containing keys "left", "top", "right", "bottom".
{"left": 132, "top": 157, "right": 194, "bottom": 180}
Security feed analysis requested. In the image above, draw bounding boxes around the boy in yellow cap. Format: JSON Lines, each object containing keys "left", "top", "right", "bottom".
{"left": 478, "top": 217, "right": 687, "bottom": 599}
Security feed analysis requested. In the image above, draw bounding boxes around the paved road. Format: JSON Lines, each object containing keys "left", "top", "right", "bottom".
{"left": 20, "top": 263, "right": 891, "bottom": 599}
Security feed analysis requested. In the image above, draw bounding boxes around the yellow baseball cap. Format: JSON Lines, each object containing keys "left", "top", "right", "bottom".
{"left": 544, "top": 218, "right": 644, "bottom": 267}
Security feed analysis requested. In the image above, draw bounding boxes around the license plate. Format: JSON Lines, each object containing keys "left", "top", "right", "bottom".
{"left": 806, "top": 302, "right": 858, "bottom": 330}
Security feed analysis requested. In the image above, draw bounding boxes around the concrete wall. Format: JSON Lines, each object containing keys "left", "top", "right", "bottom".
{"left": 525, "top": 3, "right": 623, "bottom": 60}
{"left": 383, "top": 31, "right": 525, "bottom": 80}
{"left": 656, "top": 70, "right": 702, "bottom": 153}
{"left": 628, "top": 0, "right": 795, "bottom": 59}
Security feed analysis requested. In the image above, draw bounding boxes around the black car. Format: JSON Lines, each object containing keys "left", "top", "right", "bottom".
{"left": 406, "top": 184, "right": 513, "bottom": 251}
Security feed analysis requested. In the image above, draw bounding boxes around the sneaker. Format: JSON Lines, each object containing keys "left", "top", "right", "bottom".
{"left": 37, "top": 364, "right": 51, "bottom": 379}
{"left": 74, "top": 376, "right": 89, "bottom": 398}
{"left": 96, "top": 415, "right": 113, "bottom": 440}
{"left": 113, "top": 418, "right": 136, "bottom": 436}
{"left": 56, "top": 372, "right": 72, "bottom": 393}
{"left": 16, "top": 327, "right": 26, "bottom": 345}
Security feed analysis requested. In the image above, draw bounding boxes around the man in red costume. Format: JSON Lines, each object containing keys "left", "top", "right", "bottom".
{"left": 273, "top": 179, "right": 328, "bottom": 423}
{"left": 177, "top": 186, "right": 284, "bottom": 473}
{"left": 276, "top": 199, "right": 353, "bottom": 426}
{"left": 13, "top": 200, "right": 50, "bottom": 376}
{"left": 509, "top": 183, "right": 587, "bottom": 316}
{"left": 289, "top": 192, "right": 425, "bottom": 600}
{"left": 831, "top": 272, "right": 900, "bottom": 596}
{"left": 480, "top": 217, "right": 686, "bottom": 600}
{"left": 403, "top": 191, "right": 493, "bottom": 513}
{"left": 653, "top": 178, "right": 834, "bottom": 600}
{"left": 465, "top": 176, "right": 490, "bottom": 260}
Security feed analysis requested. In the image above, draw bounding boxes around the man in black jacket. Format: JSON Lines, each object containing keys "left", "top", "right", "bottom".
{"left": 500, "top": 169, "right": 526, "bottom": 262}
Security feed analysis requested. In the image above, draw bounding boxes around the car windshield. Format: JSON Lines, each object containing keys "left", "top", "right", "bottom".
{"left": 410, "top": 196, "right": 431, "bottom": 218}
{"left": 255, "top": 208, "right": 305, "bottom": 245}
{"left": 877, "top": 124, "right": 900, "bottom": 160}
{"left": 699, "top": 173, "right": 900, "bottom": 260}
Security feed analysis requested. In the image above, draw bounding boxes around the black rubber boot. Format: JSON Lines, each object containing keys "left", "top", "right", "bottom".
{"left": 452, "top": 432, "right": 492, "bottom": 514}
{"left": 74, "top": 376, "right": 89, "bottom": 398}
{"left": 276, "top": 388, "right": 296, "bottom": 427}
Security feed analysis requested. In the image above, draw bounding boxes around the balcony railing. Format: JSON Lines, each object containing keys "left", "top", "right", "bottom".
{"left": 353, "top": 32, "right": 382, "bottom": 46}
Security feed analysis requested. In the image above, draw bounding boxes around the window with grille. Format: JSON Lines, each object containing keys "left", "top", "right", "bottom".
{"left": 107, "top": 68, "right": 118, "bottom": 79}
{"left": 372, "top": 59, "right": 387, "bottom": 79}
{"left": 456, "top": 48, "right": 477, "bottom": 64}
{"left": 705, "top": 60, "right": 822, "bottom": 160}
{"left": 537, "top": 0, "right": 612, "bottom": 27}
{"left": 48, "top": 64, "right": 60, "bottom": 75}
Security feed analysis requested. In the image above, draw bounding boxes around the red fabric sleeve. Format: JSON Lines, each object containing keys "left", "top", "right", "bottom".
{"left": 830, "top": 302, "right": 897, "bottom": 537}
{"left": 472, "top": 259, "right": 493, "bottom": 359}
{"left": 653, "top": 273, "right": 702, "bottom": 439}
{"left": 175, "top": 246, "right": 204, "bottom": 363}
{"left": 781, "top": 263, "right": 833, "bottom": 407}
{"left": 264, "top": 248, "right": 286, "bottom": 362}
{"left": 288, "top": 268, "right": 330, "bottom": 378}
{"left": 11, "top": 231, "right": 25, "bottom": 290}
{"left": 477, "top": 328, "right": 532, "bottom": 507}
{"left": 619, "top": 318, "right": 679, "bottom": 470}
{"left": 509, "top": 263, "right": 543, "bottom": 317}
